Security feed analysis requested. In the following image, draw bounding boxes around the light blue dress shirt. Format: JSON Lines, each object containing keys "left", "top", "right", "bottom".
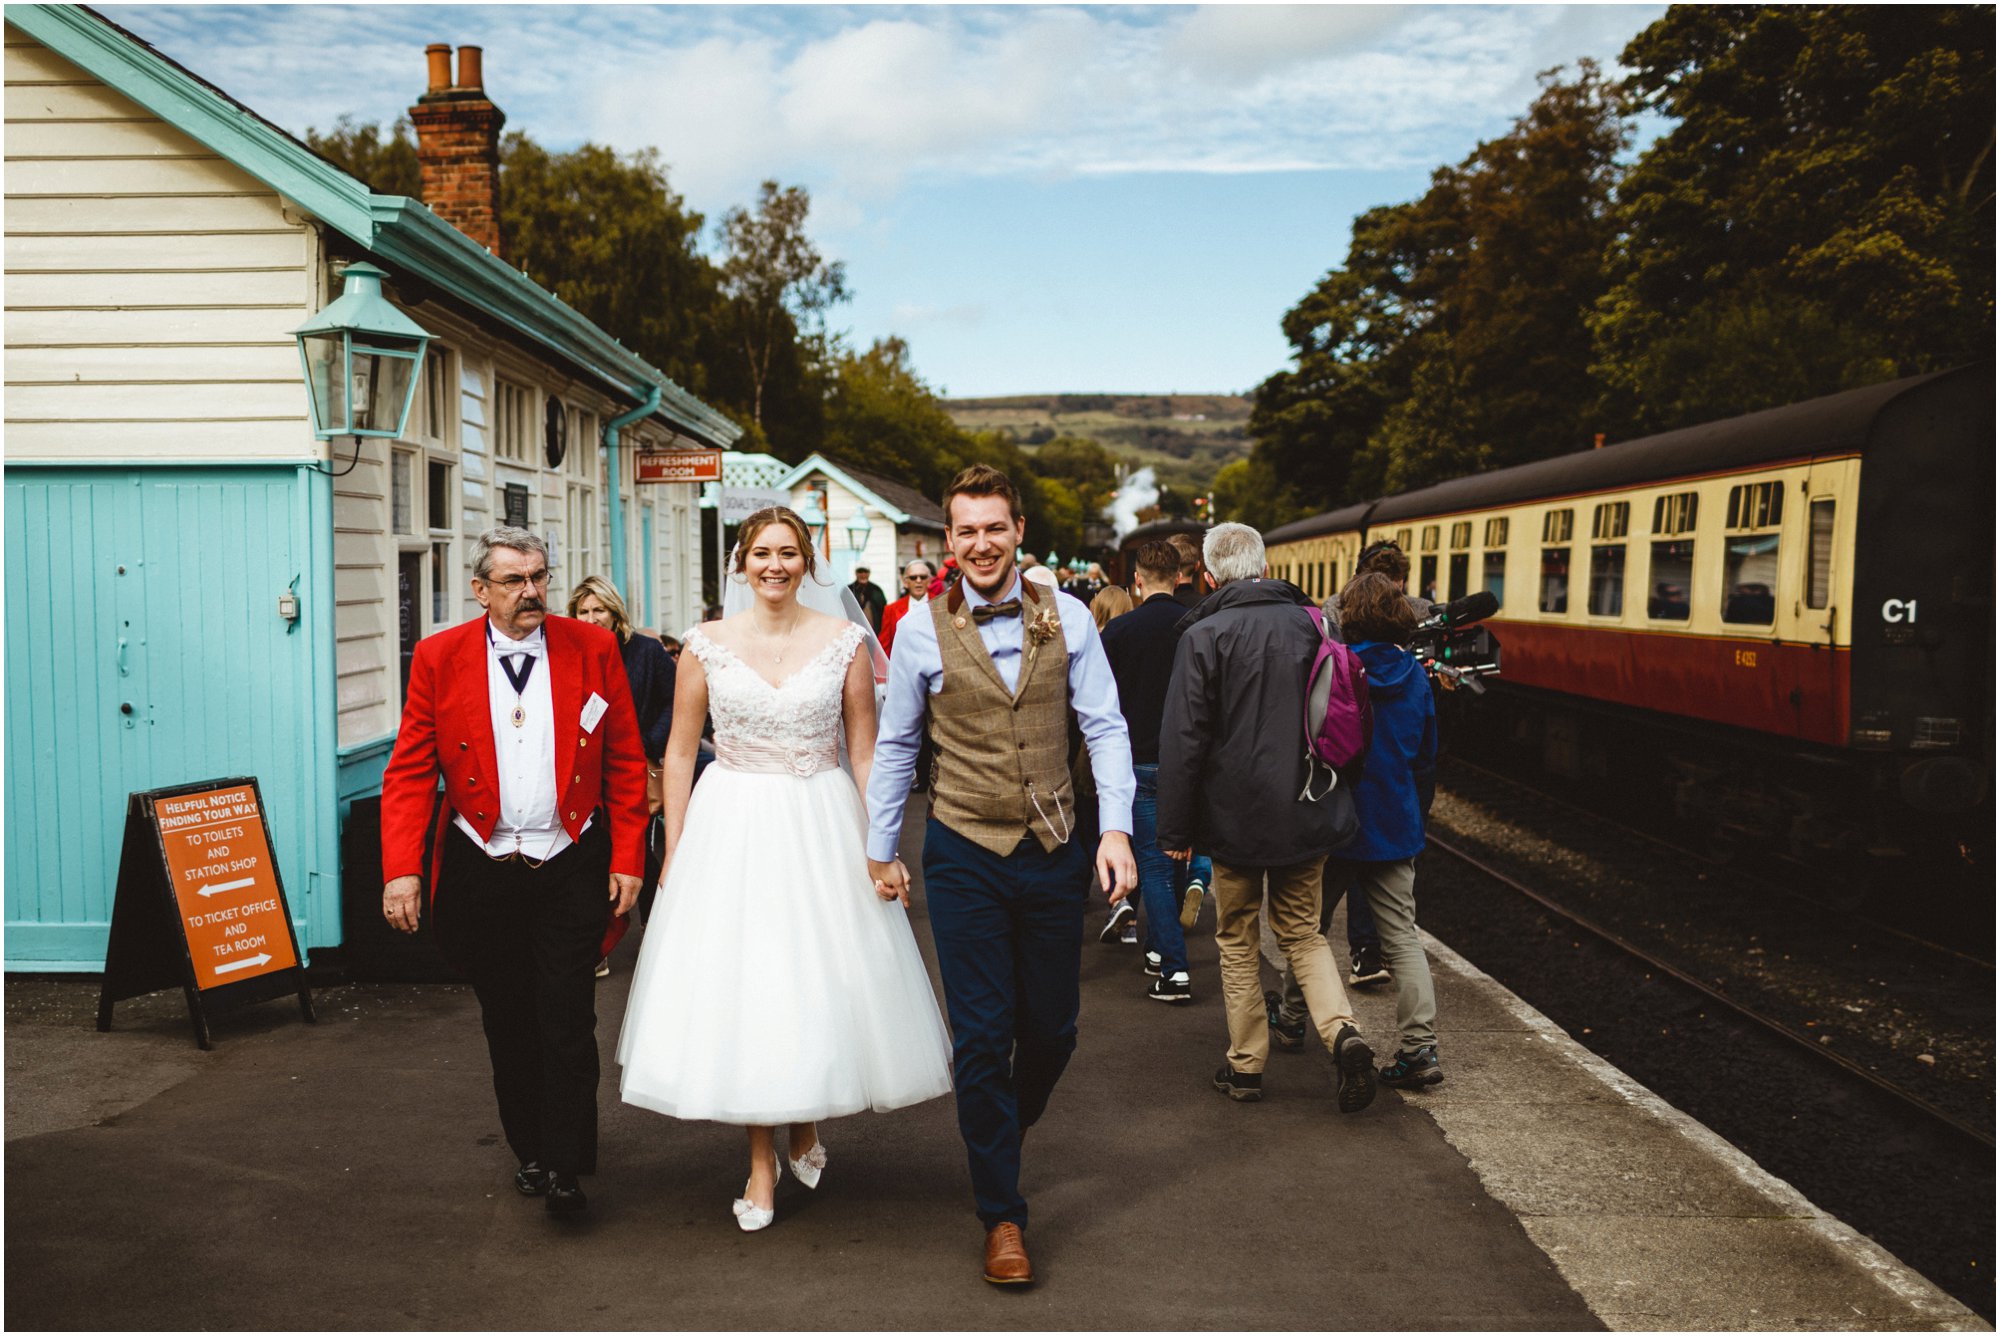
{"left": 865, "top": 572, "right": 1135, "bottom": 862}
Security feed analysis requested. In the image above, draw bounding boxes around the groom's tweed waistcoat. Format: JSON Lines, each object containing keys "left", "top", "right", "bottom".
{"left": 927, "top": 580, "right": 1073, "bottom": 855}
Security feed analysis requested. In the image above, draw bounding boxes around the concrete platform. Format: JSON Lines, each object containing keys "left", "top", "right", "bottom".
{"left": 4, "top": 833, "right": 1984, "bottom": 1331}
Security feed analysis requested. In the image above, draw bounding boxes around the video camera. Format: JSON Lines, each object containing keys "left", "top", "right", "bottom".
{"left": 1409, "top": 591, "right": 1502, "bottom": 693}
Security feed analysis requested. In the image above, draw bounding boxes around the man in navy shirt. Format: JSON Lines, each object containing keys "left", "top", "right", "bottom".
{"left": 1099, "top": 539, "right": 1201, "bottom": 1003}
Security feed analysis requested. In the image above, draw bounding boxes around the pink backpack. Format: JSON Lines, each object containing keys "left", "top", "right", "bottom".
{"left": 1300, "top": 607, "right": 1373, "bottom": 800}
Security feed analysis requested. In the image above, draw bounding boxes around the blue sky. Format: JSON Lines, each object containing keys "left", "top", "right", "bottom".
{"left": 106, "top": 4, "right": 1667, "bottom": 397}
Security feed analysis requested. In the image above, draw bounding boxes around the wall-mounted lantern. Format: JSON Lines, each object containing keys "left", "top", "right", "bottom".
{"left": 293, "top": 261, "right": 433, "bottom": 440}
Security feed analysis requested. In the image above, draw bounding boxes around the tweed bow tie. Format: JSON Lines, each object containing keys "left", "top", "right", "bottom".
{"left": 971, "top": 599, "right": 1022, "bottom": 623}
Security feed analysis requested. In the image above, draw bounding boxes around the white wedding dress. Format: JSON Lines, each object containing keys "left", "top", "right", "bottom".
{"left": 616, "top": 621, "right": 953, "bottom": 1124}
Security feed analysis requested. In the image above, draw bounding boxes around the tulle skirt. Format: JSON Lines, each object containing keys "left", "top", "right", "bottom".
{"left": 616, "top": 761, "right": 954, "bottom": 1124}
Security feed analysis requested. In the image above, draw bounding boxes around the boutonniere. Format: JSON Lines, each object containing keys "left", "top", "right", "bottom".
{"left": 1026, "top": 607, "right": 1061, "bottom": 647}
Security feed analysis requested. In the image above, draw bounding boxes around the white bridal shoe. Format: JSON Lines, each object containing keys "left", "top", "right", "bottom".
{"left": 786, "top": 1138, "right": 828, "bottom": 1190}
{"left": 733, "top": 1154, "right": 781, "bottom": 1232}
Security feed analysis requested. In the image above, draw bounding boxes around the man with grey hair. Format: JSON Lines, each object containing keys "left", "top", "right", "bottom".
{"left": 1156, "top": 522, "right": 1377, "bottom": 1112}
{"left": 879, "top": 557, "right": 936, "bottom": 656}
{"left": 381, "top": 526, "right": 650, "bottom": 1217}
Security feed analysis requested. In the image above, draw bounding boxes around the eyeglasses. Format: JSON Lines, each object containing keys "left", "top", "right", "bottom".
{"left": 484, "top": 570, "right": 551, "bottom": 591}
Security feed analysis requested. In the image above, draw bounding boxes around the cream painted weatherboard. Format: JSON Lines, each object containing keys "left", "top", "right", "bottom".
{"left": 3, "top": 25, "right": 322, "bottom": 462}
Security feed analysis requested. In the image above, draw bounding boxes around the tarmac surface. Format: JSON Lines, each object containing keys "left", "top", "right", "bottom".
{"left": 5, "top": 805, "right": 1985, "bottom": 1331}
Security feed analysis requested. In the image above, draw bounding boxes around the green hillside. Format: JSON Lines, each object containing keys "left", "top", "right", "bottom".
{"left": 943, "top": 393, "right": 1252, "bottom": 493}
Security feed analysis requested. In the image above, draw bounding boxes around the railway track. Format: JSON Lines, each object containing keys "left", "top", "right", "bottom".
{"left": 1413, "top": 781, "right": 1996, "bottom": 1316}
{"left": 1445, "top": 753, "right": 1994, "bottom": 970}
{"left": 1428, "top": 831, "right": 1992, "bottom": 1151}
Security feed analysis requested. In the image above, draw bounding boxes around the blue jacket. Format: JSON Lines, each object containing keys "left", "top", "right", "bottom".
{"left": 1338, "top": 641, "right": 1436, "bottom": 862}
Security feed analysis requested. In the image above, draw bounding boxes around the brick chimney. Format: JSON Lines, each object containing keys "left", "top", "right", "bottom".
{"left": 409, "top": 43, "right": 506, "bottom": 256}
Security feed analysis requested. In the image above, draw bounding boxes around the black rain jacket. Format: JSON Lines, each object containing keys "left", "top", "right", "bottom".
{"left": 1157, "top": 577, "right": 1358, "bottom": 867}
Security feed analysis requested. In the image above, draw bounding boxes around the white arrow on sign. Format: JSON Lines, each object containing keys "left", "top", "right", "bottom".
{"left": 196, "top": 877, "right": 256, "bottom": 898}
{"left": 212, "top": 953, "right": 272, "bottom": 977}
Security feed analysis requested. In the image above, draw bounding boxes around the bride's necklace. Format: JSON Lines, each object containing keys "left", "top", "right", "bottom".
{"left": 757, "top": 610, "right": 803, "bottom": 668}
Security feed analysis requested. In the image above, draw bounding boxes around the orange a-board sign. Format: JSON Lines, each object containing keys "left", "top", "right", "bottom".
{"left": 155, "top": 783, "right": 298, "bottom": 988}
{"left": 637, "top": 448, "right": 723, "bottom": 483}
{"left": 98, "top": 776, "right": 315, "bottom": 1049}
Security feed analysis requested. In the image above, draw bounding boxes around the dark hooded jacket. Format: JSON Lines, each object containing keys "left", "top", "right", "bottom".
{"left": 1157, "top": 578, "right": 1357, "bottom": 866}
{"left": 1337, "top": 640, "right": 1436, "bottom": 862}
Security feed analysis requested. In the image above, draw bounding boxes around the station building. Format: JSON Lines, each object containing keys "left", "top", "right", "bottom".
{"left": 3, "top": 7, "right": 741, "bottom": 970}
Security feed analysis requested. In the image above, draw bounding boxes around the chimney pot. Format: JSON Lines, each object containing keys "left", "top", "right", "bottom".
{"left": 457, "top": 45, "right": 484, "bottom": 91}
{"left": 424, "top": 43, "right": 451, "bottom": 94}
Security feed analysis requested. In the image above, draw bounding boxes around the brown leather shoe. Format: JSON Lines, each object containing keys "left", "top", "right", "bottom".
{"left": 983, "top": 1222, "right": 1034, "bottom": 1285}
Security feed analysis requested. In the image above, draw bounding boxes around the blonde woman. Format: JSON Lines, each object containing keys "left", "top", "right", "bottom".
{"left": 569, "top": 576, "right": 676, "bottom": 949}
{"left": 1090, "top": 582, "right": 1134, "bottom": 629}
{"left": 615, "top": 507, "right": 951, "bottom": 1233}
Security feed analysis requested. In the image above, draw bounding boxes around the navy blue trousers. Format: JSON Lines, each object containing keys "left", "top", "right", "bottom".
{"left": 922, "top": 817, "right": 1089, "bottom": 1229}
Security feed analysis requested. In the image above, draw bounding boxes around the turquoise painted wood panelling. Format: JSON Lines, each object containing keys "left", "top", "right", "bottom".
{"left": 4, "top": 467, "right": 338, "bottom": 970}
{"left": 642, "top": 508, "right": 655, "bottom": 629}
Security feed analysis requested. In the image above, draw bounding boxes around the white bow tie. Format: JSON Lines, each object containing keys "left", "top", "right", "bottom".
{"left": 491, "top": 635, "right": 544, "bottom": 662}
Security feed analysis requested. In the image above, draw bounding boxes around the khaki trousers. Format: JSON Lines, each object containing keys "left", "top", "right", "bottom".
{"left": 1212, "top": 858, "right": 1357, "bottom": 1074}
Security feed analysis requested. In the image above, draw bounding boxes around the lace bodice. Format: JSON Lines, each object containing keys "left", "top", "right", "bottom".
{"left": 684, "top": 621, "right": 866, "bottom": 776}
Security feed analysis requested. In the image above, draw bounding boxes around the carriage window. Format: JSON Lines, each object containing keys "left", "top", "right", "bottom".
{"left": 1484, "top": 517, "right": 1509, "bottom": 547}
{"left": 1448, "top": 553, "right": 1469, "bottom": 602}
{"left": 1450, "top": 521, "right": 1471, "bottom": 549}
{"left": 1421, "top": 525, "right": 1440, "bottom": 552}
{"left": 1418, "top": 554, "right": 1438, "bottom": 603}
{"left": 1721, "top": 536, "right": 1780, "bottom": 623}
{"left": 1588, "top": 543, "right": 1626, "bottom": 616}
{"left": 1653, "top": 491, "right": 1698, "bottom": 535}
{"left": 1542, "top": 509, "right": 1573, "bottom": 543}
{"left": 1806, "top": 499, "right": 1835, "bottom": 609}
{"left": 1722, "top": 480, "right": 1783, "bottom": 624}
{"left": 1395, "top": 528, "right": 1412, "bottom": 552}
{"left": 1483, "top": 551, "right": 1506, "bottom": 606}
{"left": 1648, "top": 540, "right": 1694, "bottom": 621}
{"left": 1726, "top": 480, "right": 1783, "bottom": 529}
{"left": 1592, "top": 501, "right": 1629, "bottom": 540}
{"left": 1539, "top": 547, "right": 1570, "bottom": 614}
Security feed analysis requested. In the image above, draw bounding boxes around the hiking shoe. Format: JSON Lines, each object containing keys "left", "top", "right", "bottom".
{"left": 1099, "top": 901, "right": 1137, "bottom": 944}
{"left": 1212, "top": 1065, "right": 1263, "bottom": 1102}
{"left": 1332, "top": 1025, "right": 1377, "bottom": 1113}
{"left": 1178, "top": 879, "right": 1206, "bottom": 932}
{"left": 1148, "top": 972, "right": 1192, "bottom": 1004}
{"left": 1380, "top": 1045, "right": 1443, "bottom": 1089}
{"left": 1264, "top": 990, "right": 1305, "bottom": 1052}
{"left": 1348, "top": 945, "right": 1390, "bottom": 988}
{"left": 1143, "top": 950, "right": 1163, "bottom": 977}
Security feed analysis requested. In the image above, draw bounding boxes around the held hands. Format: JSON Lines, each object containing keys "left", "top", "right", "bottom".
{"left": 1097, "top": 831, "right": 1138, "bottom": 905}
{"left": 609, "top": 873, "right": 642, "bottom": 916}
{"left": 383, "top": 875, "right": 423, "bottom": 934}
{"left": 868, "top": 857, "right": 910, "bottom": 908}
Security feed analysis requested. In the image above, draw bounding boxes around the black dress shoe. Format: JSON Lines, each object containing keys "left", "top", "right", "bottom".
{"left": 545, "top": 1173, "right": 589, "bottom": 1217}
{"left": 515, "top": 1162, "right": 551, "bottom": 1196}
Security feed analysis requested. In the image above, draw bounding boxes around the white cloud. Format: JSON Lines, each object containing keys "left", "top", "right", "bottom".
{"left": 104, "top": 4, "right": 1663, "bottom": 238}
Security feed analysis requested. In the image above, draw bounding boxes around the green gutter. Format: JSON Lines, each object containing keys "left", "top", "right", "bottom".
{"left": 6, "top": 4, "right": 742, "bottom": 451}
{"left": 603, "top": 386, "right": 662, "bottom": 600}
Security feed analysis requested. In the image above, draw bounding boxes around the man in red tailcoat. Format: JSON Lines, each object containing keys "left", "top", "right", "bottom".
{"left": 380, "top": 526, "right": 648, "bottom": 1218}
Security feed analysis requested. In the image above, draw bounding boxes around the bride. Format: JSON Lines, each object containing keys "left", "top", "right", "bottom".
{"left": 616, "top": 505, "right": 953, "bottom": 1231}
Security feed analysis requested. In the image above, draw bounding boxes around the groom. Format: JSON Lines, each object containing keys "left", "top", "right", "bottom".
{"left": 867, "top": 464, "right": 1138, "bottom": 1287}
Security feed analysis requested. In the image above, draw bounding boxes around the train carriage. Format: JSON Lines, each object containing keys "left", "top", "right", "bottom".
{"left": 1263, "top": 365, "right": 1992, "bottom": 888}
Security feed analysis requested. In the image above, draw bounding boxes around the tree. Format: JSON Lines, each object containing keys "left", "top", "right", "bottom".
{"left": 716, "top": 181, "right": 850, "bottom": 429}
{"left": 1029, "top": 436, "right": 1119, "bottom": 518}
{"left": 822, "top": 337, "right": 971, "bottom": 493}
{"left": 304, "top": 116, "right": 421, "bottom": 196}
{"left": 1591, "top": 6, "right": 1995, "bottom": 430}
{"left": 499, "top": 135, "right": 719, "bottom": 395}
{"left": 1243, "top": 64, "right": 1627, "bottom": 518}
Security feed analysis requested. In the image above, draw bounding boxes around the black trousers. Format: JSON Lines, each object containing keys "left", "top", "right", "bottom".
{"left": 434, "top": 820, "right": 612, "bottom": 1177}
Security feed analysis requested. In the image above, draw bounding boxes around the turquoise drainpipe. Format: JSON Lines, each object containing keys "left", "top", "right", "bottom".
{"left": 602, "top": 385, "right": 662, "bottom": 599}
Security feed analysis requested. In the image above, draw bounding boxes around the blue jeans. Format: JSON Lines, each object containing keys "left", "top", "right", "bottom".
{"left": 1131, "top": 764, "right": 1190, "bottom": 976}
